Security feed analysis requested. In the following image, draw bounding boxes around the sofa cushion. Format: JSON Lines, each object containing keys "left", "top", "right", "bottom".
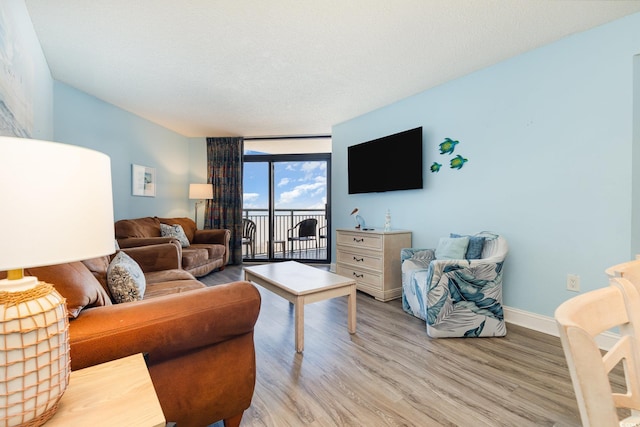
{"left": 450, "top": 233, "right": 486, "bottom": 259}
{"left": 160, "top": 223, "right": 190, "bottom": 247}
{"left": 107, "top": 251, "right": 146, "bottom": 303}
{"left": 181, "top": 247, "right": 210, "bottom": 269}
{"left": 145, "top": 269, "right": 197, "bottom": 285}
{"left": 115, "top": 216, "right": 161, "bottom": 239}
{"left": 25, "top": 262, "right": 112, "bottom": 318}
{"left": 435, "top": 236, "right": 469, "bottom": 260}
{"left": 81, "top": 256, "right": 112, "bottom": 296}
{"left": 143, "top": 279, "right": 206, "bottom": 299}
{"left": 189, "top": 243, "right": 226, "bottom": 260}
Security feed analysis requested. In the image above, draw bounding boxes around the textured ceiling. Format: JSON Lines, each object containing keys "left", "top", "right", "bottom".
{"left": 24, "top": 0, "right": 640, "bottom": 138}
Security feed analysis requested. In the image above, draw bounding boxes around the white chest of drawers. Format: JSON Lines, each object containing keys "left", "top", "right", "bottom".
{"left": 335, "top": 228, "right": 411, "bottom": 302}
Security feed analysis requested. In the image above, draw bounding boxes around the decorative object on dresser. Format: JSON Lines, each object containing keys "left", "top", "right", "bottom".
{"left": 336, "top": 228, "right": 412, "bottom": 302}
{"left": 0, "top": 137, "right": 115, "bottom": 426}
{"left": 350, "top": 208, "right": 366, "bottom": 229}
{"left": 401, "top": 231, "right": 508, "bottom": 338}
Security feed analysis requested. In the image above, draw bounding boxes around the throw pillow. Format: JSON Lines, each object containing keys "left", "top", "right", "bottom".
{"left": 26, "top": 261, "right": 112, "bottom": 318}
{"left": 160, "top": 223, "right": 190, "bottom": 247}
{"left": 107, "top": 251, "right": 146, "bottom": 303}
{"left": 450, "top": 233, "right": 486, "bottom": 260}
{"left": 435, "top": 236, "right": 469, "bottom": 260}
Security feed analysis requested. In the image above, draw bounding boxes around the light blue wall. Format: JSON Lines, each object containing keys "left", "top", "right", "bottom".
{"left": 1, "top": 0, "right": 53, "bottom": 139}
{"left": 3, "top": 1, "right": 192, "bottom": 221}
{"left": 53, "top": 82, "right": 192, "bottom": 220}
{"left": 332, "top": 13, "right": 640, "bottom": 318}
{"left": 632, "top": 54, "right": 640, "bottom": 256}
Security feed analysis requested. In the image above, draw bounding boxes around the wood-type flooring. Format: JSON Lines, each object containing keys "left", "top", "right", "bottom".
{"left": 202, "top": 264, "right": 617, "bottom": 427}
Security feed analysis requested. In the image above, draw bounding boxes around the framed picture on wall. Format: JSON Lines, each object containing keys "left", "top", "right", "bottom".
{"left": 132, "top": 164, "right": 156, "bottom": 197}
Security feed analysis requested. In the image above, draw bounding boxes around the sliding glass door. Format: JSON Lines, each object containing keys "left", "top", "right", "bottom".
{"left": 243, "top": 153, "right": 330, "bottom": 263}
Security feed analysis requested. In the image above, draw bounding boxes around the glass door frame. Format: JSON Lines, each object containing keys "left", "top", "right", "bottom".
{"left": 243, "top": 152, "right": 331, "bottom": 264}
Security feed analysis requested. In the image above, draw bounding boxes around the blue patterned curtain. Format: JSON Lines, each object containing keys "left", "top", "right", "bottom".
{"left": 205, "top": 137, "right": 244, "bottom": 265}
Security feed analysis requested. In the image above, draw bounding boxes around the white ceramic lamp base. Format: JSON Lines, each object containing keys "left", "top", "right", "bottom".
{"left": 0, "top": 278, "right": 69, "bottom": 427}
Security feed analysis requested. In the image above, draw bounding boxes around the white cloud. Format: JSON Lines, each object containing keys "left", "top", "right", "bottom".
{"left": 278, "top": 177, "right": 290, "bottom": 187}
{"left": 243, "top": 192, "right": 260, "bottom": 208}
{"left": 278, "top": 181, "right": 325, "bottom": 205}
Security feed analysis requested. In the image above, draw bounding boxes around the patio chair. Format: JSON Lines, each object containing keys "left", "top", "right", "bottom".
{"left": 287, "top": 218, "right": 318, "bottom": 256}
{"left": 242, "top": 218, "right": 256, "bottom": 258}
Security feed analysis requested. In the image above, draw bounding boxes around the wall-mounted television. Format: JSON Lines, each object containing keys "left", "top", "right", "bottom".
{"left": 348, "top": 127, "right": 423, "bottom": 194}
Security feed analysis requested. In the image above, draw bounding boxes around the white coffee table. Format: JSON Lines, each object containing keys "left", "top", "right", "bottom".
{"left": 244, "top": 261, "right": 357, "bottom": 352}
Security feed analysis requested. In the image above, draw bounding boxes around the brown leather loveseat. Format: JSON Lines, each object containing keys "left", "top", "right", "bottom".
{"left": 16, "top": 243, "right": 261, "bottom": 427}
{"left": 115, "top": 216, "right": 230, "bottom": 277}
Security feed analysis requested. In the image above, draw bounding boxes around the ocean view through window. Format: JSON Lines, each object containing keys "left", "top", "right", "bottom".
{"left": 243, "top": 137, "right": 331, "bottom": 263}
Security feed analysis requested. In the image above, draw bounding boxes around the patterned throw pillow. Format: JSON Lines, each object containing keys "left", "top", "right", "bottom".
{"left": 160, "top": 223, "right": 190, "bottom": 247}
{"left": 107, "top": 251, "right": 146, "bottom": 303}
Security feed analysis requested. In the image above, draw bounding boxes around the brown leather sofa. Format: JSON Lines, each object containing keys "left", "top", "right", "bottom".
{"left": 15, "top": 243, "right": 261, "bottom": 427}
{"left": 115, "top": 216, "right": 230, "bottom": 277}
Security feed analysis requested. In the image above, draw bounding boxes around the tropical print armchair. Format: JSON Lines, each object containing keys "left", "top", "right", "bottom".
{"left": 401, "top": 231, "right": 508, "bottom": 338}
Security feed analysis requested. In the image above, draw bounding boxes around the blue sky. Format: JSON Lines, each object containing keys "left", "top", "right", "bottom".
{"left": 243, "top": 160, "right": 327, "bottom": 210}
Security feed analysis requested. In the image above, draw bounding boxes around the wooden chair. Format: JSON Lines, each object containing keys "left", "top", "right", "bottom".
{"left": 555, "top": 277, "right": 640, "bottom": 426}
{"left": 606, "top": 256, "right": 640, "bottom": 286}
{"left": 241, "top": 218, "right": 256, "bottom": 258}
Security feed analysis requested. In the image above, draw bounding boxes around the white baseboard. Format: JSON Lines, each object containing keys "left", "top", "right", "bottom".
{"left": 504, "top": 306, "right": 618, "bottom": 351}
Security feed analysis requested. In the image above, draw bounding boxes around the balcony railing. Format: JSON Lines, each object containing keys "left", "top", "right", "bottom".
{"left": 242, "top": 209, "right": 327, "bottom": 260}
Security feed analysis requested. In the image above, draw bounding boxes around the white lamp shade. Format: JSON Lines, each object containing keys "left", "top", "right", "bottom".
{"left": 189, "top": 183, "right": 213, "bottom": 200}
{"left": 0, "top": 137, "right": 115, "bottom": 270}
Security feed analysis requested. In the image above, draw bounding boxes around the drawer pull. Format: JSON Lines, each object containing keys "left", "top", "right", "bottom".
{"left": 353, "top": 272, "right": 364, "bottom": 278}
{"left": 353, "top": 237, "right": 364, "bottom": 243}
{"left": 353, "top": 256, "right": 364, "bottom": 262}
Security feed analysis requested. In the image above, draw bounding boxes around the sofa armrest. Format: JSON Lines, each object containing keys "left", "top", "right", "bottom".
{"left": 117, "top": 237, "right": 179, "bottom": 249}
{"left": 68, "top": 281, "right": 261, "bottom": 370}
{"left": 193, "top": 228, "right": 230, "bottom": 245}
{"left": 120, "top": 243, "right": 182, "bottom": 272}
{"left": 193, "top": 229, "right": 231, "bottom": 264}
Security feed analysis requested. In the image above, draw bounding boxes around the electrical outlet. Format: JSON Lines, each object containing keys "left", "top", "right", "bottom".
{"left": 567, "top": 274, "right": 580, "bottom": 292}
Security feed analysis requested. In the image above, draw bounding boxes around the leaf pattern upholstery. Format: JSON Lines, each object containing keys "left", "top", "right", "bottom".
{"left": 401, "top": 232, "right": 508, "bottom": 338}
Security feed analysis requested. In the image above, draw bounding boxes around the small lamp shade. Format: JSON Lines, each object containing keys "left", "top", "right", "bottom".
{"left": 0, "top": 137, "right": 115, "bottom": 426}
{"left": 189, "top": 183, "right": 213, "bottom": 200}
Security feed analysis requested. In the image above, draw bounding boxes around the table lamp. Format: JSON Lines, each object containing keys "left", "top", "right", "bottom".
{"left": 189, "top": 183, "right": 213, "bottom": 227}
{"left": 0, "top": 137, "right": 115, "bottom": 426}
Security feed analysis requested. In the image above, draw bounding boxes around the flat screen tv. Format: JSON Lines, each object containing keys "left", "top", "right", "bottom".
{"left": 348, "top": 127, "right": 423, "bottom": 194}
